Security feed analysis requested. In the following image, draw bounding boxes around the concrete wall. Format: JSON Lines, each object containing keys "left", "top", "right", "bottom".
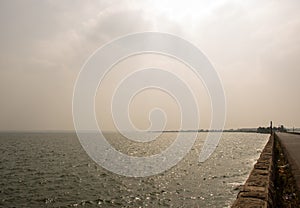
{"left": 231, "top": 135, "right": 275, "bottom": 208}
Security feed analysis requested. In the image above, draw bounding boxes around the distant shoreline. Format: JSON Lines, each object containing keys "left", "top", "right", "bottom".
{"left": 149, "top": 129, "right": 257, "bottom": 133}
{"left": 0, "top": 128, "right": 299, "bottom": 134}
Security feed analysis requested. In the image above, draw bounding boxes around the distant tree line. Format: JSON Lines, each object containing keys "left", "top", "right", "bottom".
{"left": 257, "top": 125, "right": 287, "bottom": 134}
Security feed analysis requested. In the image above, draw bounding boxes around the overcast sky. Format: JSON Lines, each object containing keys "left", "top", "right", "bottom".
{"left": 0, "top": 0, "right": 300, "bottom": 131}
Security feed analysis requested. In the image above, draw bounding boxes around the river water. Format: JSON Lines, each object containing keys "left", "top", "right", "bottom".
{"left": 0, "top": 132, "right": 268, "bottom": 208}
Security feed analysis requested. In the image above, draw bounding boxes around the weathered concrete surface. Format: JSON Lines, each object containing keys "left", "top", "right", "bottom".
{"left": 276, "top": 132, "right": 300, "bottom": 193}
{"left": 232, "top": 135, "right": 275, "bottom": 208}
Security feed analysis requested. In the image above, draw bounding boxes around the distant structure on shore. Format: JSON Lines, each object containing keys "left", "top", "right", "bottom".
{"left": 257, "top": 125, "right": 287, "bottom": 134}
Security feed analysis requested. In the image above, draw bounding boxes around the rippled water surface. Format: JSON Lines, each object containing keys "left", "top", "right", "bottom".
{"left": 0, "top": 132, "right": 268, "bottom": 208}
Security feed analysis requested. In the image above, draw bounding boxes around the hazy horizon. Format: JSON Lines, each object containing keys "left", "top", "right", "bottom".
{"left": 1, "top": 0, "right": 300, "bottom": 131}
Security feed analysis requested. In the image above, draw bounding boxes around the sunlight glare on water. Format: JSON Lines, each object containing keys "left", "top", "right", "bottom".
{"left": 0, "top": 132, "right": 268, "bottom": 208}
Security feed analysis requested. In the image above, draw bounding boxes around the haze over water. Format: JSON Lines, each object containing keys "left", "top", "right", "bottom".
{"left": 0, "top": 132, "right": 268, "bottom": 208}
{"left": 1, "top": 1, "right": 300, "bottom": 131}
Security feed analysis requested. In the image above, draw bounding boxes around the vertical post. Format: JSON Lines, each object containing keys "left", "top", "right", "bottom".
{"left": 270, "top": 121, "right": 273, "bottom": 135}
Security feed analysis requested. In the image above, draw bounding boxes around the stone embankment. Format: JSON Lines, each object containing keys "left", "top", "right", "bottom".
{"left": 232, "top": 135, "right": 275, "bottom": 207}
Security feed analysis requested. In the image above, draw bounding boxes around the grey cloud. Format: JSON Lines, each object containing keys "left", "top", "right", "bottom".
{"left": 0, "top": 1, "right": 181, "bottom": 130}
